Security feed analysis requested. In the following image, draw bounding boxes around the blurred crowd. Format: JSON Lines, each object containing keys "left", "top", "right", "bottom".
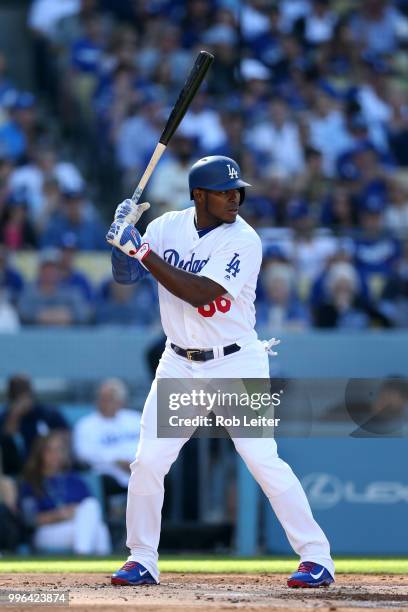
{"left": 0, "top": 373, "right": 141, "bottom": 554}
{"left": 0, "top": 243, "right": 159, "bottom": 329}
{"left": 0, "top": 0, "right": 408, "bottom": 331}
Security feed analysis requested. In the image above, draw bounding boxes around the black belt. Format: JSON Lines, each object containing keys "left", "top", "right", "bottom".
{"left": 171, "top": 342, "right": 241, "bottom": 362}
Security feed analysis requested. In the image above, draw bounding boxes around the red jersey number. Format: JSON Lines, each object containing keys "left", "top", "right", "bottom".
{"left": 198, "top": 296, "right": 232, "bottom": 318}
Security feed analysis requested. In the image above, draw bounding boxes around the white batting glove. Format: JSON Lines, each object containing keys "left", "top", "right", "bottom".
{"left": 106, "top": 219, "right": 151, "bottom": 261}
{"left": 107, "top": 220, "right": 139, "bottom": 255}
{"left": 114, "top": 198, "right": 150, "bottom": 226}
{"left": 262, "top": 337, "right": 281, "bottom": 357}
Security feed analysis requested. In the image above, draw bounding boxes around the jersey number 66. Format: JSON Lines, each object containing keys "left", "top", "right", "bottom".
{"left": 197, "top": 296, "right": 231, "bottom": 318}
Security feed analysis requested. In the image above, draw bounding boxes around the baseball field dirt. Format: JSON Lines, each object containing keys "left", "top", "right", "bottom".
{"left": 1, "top": 573, "right": 407, "bottom": 611}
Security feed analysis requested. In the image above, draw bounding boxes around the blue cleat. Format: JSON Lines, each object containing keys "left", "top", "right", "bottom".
{"left": 287, "top": 562, "right": 334, "bottom": 588}
{"left": 111, "top": 561, "right": 158, "bottom": 586}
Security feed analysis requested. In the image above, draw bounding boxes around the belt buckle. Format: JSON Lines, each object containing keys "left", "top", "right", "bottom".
{"left": 186, "top": 349, "right": 200, "bottom": 361}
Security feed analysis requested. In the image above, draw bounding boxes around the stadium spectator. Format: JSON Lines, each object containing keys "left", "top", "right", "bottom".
{"left": 353, "top": 197, "right": 401, "bottom": 298}
{"left": 10, "top": 93, "right": 42, "bottom": 156}
{"left": 36, "top": 178, "right": 63, "bottom": 233}
{"left": 0, "top": 374, "right": 69, "bottom": 477}
{"left": 20, "top": 431, "right": 111, "bottom": 555}
{"left": 313, "top": 261, "right": 391, "bottom": 328}
{"left": 114, "top": 94, "right": 162, "bottom": 192}
{"left": 180, "top": 0, "right": 214, "bottom": 48}
{"left": 245, "top": 4, "right": 281, "bottom": 70}
{"left": 66, "top": 11, "right": 106, "bottom": 119}
{"left": 0, "top": 194, "right": 38, "bottom": 250}
{"left": 55, "top": 0, "right": 102, "bottom": 52}
{"left": 73, "top": 379, "right": 141, "bottom": 502}
{"left": 41, "top": 188, "right": 107, "bottom": 251}
{"left": 293, "top": 0, "right": 338, "bottom": 47}
{"left": 247, "top": 97, "right": 305, "bottom": 177}
{"left": 0, "top": 94, "right": 31, "bottom": 163}
{"left": 278, "top": 0, "right": 311, "bottom": 34}
{"left": 0, "top": 288, "right": 20, "bottom": 333}
{"left": 147, "top": 135, "right": 195, "bottom": 215}
{"left": 0, "top": 471, "right": 24, "bottom": 552}
{"left": 387, "top": 85, "right": 408, "bottom": 166}
{"left": 28, "top": 0, "right": 82, "bottom": 104}
{"left": 136, "top": 23, "right": 192, "bottom": 85}
{"left": 257, "top": 261, "right": 310, "bottom": 330}
{"left": 353, "top": 56, "right": 395, "bottom": 152}
{"left": 240, "top": 57, "right": 271, "bottom": 122}
{"left": 204, "top": 22, "right": 239, "bottom": 97}
{"left": 307, "top": 86, "right": 350, "bottom": 176}
{"left": 2, "top": 0, "right": 404, "bottom": 333}
{"left": 320, "top": 185, "right": 356, "bottom": 234}
{"left": 28, "top": 0, "right": 81, "bottom": 43}
{"left": 384, "top": 176, "right": 408, "bottom": 237}
{"left": 319, "top": 15, "right": 358, "bottom": 77}
{"left": 0, "top": 153, "right": 15, "bottom": 212}
{"left": 0, "top": 51, "right": 16, "bottom": 106}
{"left": 208, "top": 111, "right": 245, "bottom": 162}
{"left": 286, "top": 199, "right": 338, "bottom": 292}
{"left": 293, "top": 146, "right": 332, "bottom": 213}
{"left": 310, "top": 246, "right": 370, "bottom": 306}
{"left": 178, "top": 91, "right": 226, "bottom": 151}
{"left": 17, "top": 248, "right": 90, "bottom": 326}
{"left": 9, "top": 144, "right": 84, "bottom": 224}
{"left": 379, "top": 240, "right": 408, "bottom": 326}
{"left": 58, "top": 233, "right": 94, "bottom": 303}
{"left": 0, "top": 245, "right": 24, "bottom": 303}
{"left": 95, "top": 277, "right": 158, "bottom": 327}
{"left": 241, "top": 0, "right": 270, "bottom": 43}
{"left": 348, "top": 0, "right": 408, "bottom": 55}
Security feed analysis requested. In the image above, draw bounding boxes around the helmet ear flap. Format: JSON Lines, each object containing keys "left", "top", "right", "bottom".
{"left": 239, "top": 187, "right": 245, "bottom": 205}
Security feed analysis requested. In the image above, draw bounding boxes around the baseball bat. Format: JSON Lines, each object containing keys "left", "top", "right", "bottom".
{"left": 131, "top": 50, "right": 214, "bottom": 204}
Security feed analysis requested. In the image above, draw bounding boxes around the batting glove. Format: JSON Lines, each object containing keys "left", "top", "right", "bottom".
{"left": 262, "top": 337, "right": 281, "bottom": 357}
{"left": 107, "top": 220, "right": 151, "bottom": 261}
{"left": 106, "top": 220, "right": 140, "bottom": 255}
{"left": 114, "top": 198, "right": 150, "bottom": 226}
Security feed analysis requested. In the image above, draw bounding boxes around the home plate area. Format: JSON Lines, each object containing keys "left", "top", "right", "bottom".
{"left": 1, "top": 573, "right": 408, "bottom": 611}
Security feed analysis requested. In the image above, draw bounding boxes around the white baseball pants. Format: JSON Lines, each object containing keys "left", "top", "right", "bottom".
{"left": 126, "top": 340, "right": 334, "bottom": 581}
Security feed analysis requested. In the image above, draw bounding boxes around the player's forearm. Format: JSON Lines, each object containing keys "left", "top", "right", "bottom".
{"left": 36, "top": 507, "right": 70, "bottom": 525}
{"left": 142, "top": 250, "right": 224, "bottom": 307}
{"left": 2, "top": 416, "right": 18, "bottom": 434}
{"left": 111, "top": 247, "right": 149, "bottom": 284}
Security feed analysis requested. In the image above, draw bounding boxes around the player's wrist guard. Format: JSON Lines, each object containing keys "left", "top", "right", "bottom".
{"left": 132, "top": 242, "right": 151, "bottom": 261}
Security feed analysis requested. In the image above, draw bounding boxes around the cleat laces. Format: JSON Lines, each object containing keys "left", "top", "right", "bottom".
{"left": 120, "top": 561, "right": 139, "bottom": 571}
{"left": 297, "top": 562, "right": 316, "bottom": 573}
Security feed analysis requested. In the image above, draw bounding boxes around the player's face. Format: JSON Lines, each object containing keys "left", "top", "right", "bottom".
{"left": 195, "top": 188, "right": 240, "bottom": 227}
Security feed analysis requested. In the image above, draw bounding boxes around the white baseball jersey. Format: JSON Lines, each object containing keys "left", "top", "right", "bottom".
{"left": 142, "top": 206, "right": 262, "bottom": 349}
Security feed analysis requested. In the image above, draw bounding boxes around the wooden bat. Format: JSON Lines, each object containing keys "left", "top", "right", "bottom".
{"left": 131, "top": 50, "right": 214, "bottom": 204}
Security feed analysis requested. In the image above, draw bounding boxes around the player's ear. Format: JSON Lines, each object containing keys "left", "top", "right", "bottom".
{"left": 193, "top": 188, "right": 204, "bottom": 203}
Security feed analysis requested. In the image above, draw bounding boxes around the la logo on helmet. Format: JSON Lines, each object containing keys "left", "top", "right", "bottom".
{"left": 226, "top": 164, "right": 238, "bottom": 179}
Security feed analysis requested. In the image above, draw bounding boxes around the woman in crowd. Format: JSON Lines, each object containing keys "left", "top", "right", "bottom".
{"left": 20, "top": 431, "right": 111, "bottom": 555}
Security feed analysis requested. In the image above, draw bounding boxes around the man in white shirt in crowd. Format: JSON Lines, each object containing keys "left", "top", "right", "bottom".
{"left": 73, "top": 378, "right": 141, "bottom": 502}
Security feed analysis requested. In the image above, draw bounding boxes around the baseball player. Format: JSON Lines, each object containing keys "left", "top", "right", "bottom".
{"left": 106, "top": 156, "right": 334, "bottom": 588}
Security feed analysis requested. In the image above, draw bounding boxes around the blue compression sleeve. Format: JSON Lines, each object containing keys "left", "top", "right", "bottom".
{"left": 111, "top": 247, "right": 149, "bottom": 284}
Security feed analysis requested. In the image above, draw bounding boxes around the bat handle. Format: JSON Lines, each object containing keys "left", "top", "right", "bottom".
{"left": 131, "top": 186, "right": 144, "bottom": 205}
{"left": 131, "top": 142, "right": 167, "bottom": 204}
